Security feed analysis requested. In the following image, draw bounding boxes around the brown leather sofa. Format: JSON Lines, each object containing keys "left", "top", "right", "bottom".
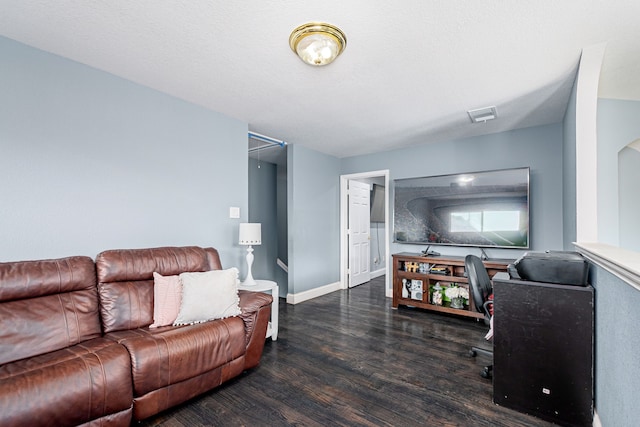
{"left": 0, "top": 256, "right": 133, "bottom": 427}
{"left": 95, "top": 246, "right": 272, "bottom": 421}
{"left": 0, "top": 246, "right": 273, "bottom": 426}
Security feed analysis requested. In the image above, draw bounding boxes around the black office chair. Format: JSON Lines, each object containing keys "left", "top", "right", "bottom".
{"left": 465, "top": 254, "right": 494, "bottom": 379}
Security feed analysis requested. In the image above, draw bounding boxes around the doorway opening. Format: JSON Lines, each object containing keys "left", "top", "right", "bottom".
{"left": 248, "top": 133, "right": 288, "bottom": 298}
{"left": 340, "top": 170, "right": 391, "bottom": 297}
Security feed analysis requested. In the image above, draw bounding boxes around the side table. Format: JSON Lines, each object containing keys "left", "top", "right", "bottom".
{"left": 238, "top": 279, "right": 278, "bottom": 341}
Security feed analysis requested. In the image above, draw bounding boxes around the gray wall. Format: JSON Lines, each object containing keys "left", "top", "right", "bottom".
{"left": 288, "top": 144, "right": 341, "bottom": 294}
{"left": 0, "top": 36, "right": 248, "bottom": 265}
{"left": 590, "top": 97, "right": 640, "bottom": 426}
{"left": 341, "top": 123, "right": 565, "bottom": 261}
{"left": 276, "top": 161, "right": 289, "bottom": 296}
{"left": 597, "top": 98, "right": 640, "bottom": 247}
{"left": 369, "top": 222, "right": 385, "bottom": 270}
{"left": 618, "top": 146, "right": 640, "bottom": 251}
{"left": 277, "top": 162, "right": 289, "bottom": 267}
{"left": 590, "top": 266, "right": 640, "bottom": 427}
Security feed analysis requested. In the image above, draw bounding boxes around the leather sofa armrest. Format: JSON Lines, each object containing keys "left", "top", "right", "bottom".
{"left": 237, "top": 290, "right": 273, "bottom": 369}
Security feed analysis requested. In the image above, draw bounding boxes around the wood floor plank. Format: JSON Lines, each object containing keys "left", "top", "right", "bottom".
{"left": 140, "top": 276, "right": 556, "bottom": 427}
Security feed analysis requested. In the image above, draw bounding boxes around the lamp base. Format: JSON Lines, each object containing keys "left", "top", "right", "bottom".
{"left": 243, "top": 245, "right": 257, "bottom": 287}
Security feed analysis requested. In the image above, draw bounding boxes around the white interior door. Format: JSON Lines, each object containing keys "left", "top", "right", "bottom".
{"left": 348, "top": 180, "right": 371, "bottom": 288}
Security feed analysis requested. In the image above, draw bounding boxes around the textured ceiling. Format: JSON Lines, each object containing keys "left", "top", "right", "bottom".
{"left": 1, "top": 1, "right": 639, "bottom": 159}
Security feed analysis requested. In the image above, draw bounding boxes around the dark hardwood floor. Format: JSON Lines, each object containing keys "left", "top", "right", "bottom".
{"left": 139, "top": 276, "right": 556, "bottom": 427}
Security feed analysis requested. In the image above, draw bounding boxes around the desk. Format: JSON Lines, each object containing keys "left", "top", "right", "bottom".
{"left": 238, "top": 279, "right": 278, "bottom": 341}
{"left": 493, "top": 276, "right": 594, "bottom": 427}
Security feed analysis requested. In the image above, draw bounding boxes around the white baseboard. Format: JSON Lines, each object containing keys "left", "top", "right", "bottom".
{"left": 593, "top": 409, "right": 601, "bottom": 427}
{"left": 370, "top": 268, "right": 386, "bottom": 279}
{"left": 286, "top": 281, "right": 341, "bottom": 305}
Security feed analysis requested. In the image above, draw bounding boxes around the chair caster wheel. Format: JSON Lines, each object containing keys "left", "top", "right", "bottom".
{"left": 480, "top": 366, "right": 493, "bottom": 379}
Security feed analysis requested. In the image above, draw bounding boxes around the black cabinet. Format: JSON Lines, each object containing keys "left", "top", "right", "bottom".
{"left": 493, "top": 275, "right": 594, "bottom": 427}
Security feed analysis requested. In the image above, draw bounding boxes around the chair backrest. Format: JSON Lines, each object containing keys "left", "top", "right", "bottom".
{"left": 465, "top": 254, "right": 493, "bottom": 319}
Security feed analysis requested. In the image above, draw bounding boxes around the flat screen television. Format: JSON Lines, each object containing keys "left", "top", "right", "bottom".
{"left": 393, "top": 167, "right": 530, "bottom": 248}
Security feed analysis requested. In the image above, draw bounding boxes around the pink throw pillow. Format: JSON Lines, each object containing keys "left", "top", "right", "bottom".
{"left": 149, "top": 272, "right": 182, "bottom": 328}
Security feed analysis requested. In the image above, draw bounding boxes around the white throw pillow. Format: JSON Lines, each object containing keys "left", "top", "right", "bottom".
{"left": 173, "top": 268, "right": 241, "bottom": 326}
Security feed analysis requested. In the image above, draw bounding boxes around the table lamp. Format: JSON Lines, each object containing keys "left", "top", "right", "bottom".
{"left": 239, "top": 223, "right": 261, "bottom": 286}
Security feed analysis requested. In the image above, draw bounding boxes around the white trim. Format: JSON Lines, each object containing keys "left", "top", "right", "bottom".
{"left": 592, "top": 409, "right": 602, "bottom": 427}
{"left": 370, "top": 268, "right": 386, "bottom": 279}
{"left": 340, "top": 177, "right": 349, "bottom": 289}
{"left": 575, "top": 43, "right": 606, "bottom": 243}
{"left": 276, "top": 258, "right": 288, "bottom": 273}
{"left": 286, "top": 281, "right": 341, "bottom": 304}
{"left": 340, "top": 170, "right": 390, "bottom": 294}
{"left": 574, "top": 242, "right": 640, "bottom": 292}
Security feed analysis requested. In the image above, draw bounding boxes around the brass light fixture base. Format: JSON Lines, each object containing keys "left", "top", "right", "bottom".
{"left": 289, "top": 22, "right": 347, "bottom": 66}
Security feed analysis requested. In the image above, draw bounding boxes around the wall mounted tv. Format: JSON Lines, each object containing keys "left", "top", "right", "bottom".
{"left": 394, "top": 167, "right": 530, "bottom": 248}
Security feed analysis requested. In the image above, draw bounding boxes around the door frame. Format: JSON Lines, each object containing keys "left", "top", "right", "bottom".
{"left": 340, "top": 169, "right": 391, "bottom": 297}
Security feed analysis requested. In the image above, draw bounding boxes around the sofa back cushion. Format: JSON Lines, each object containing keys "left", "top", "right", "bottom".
{"left": 0, "top": 256, "right": 101, "bottom": 365}
{"left": 95, "top": 246, "right": 223, "bottom": 333}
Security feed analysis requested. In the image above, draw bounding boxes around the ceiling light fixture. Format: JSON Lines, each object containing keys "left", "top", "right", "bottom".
{"left": 468, "top": 106, "right": 498, "bottom": 123}
{"left": 289, "top": 22, "right": 347, "bottom": 66}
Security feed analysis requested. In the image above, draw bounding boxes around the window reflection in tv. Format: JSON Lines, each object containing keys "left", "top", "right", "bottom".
{"left": 394, "top": 167, "right": 530, "bottom": 248}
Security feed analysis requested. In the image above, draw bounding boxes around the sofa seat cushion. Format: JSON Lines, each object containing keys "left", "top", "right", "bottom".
{"left": 0, "top": 338, "right": 132, "bottom": 427}
{"left": 105, "top": 316, "right": 246, "bottom": 397}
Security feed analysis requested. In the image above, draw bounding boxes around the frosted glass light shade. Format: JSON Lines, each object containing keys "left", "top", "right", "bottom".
{"left": 289, "top": 22, "right": 346, "bottom": 66}
{"left": 239, "top": 223, "right": 261, "bottom": 245}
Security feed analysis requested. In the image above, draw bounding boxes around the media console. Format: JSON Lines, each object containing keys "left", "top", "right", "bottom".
{"left": 392, "top": 252, "right": 511, "bottom": 319}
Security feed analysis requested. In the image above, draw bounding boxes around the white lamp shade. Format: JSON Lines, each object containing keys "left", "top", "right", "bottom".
{"left": 239, "top": 223, "right": 261, "bottom": 245}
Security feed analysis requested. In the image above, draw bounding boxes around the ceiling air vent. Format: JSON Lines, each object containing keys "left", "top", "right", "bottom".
{"left": 467, "top": 106, "right": 497, "bottom": 123}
